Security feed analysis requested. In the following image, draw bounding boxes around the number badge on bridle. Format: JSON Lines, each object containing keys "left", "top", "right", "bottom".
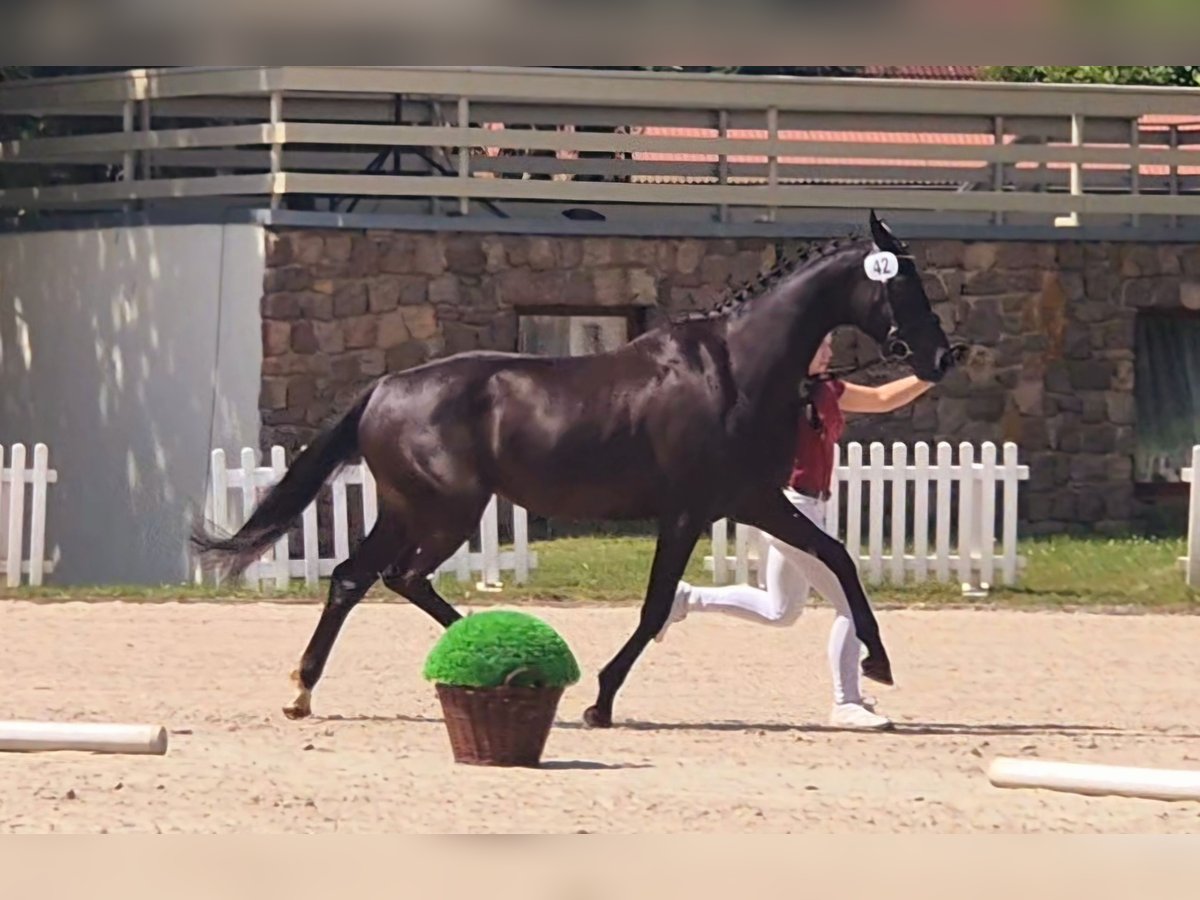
{"left": 864, "top": 250, "right": 899, "bottom": 283}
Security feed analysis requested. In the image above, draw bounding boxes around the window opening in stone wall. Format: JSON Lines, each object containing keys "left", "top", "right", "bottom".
{"left": 516, "top": 311, "right": 632, "bottom": 357}
{"left": 1133, "top": 310, "right": 1200, "bottom": 487}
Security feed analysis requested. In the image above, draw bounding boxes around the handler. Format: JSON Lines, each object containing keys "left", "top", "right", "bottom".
{"left": 658, "top": 332, "right": 935, "bottom": 731}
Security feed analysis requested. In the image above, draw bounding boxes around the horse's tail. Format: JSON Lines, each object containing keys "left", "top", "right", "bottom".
{"left": 191, "top": 382, "right": 377, "bottom": 581}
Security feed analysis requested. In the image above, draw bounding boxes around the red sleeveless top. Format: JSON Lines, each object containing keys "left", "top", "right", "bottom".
{"left": 788, "top": 378, "right": 845, "bottom": 496}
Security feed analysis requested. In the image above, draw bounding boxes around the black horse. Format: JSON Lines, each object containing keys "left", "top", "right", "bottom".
{"left": 192, "top": 211, "right": 960, "bottom": 727}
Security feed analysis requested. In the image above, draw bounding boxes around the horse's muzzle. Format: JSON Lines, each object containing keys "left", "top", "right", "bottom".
{"left": 939, "top": 343, "right": 971, "bottom": 373}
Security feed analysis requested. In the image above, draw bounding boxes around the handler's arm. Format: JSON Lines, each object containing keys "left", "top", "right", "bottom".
{"left": 839, "top": 377, "right": 934, "bottom": 414}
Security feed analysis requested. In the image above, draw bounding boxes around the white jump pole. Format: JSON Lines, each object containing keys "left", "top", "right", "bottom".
{"left": 988, "top": 756, "right": 1200, "bottom": 803}
{"left": 0, "top": 720, "right": 169, "bottom": 756}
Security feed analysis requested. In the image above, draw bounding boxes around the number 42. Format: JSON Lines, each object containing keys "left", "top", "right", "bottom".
{"left": 864, "top": 250, "right": 899, "bottom": 283}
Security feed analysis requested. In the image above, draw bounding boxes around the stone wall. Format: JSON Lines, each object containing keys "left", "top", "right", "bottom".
{"left": 259, "top": 229, "right": 777, "bottom": 449}
{"left": 259, "top": 227, "right": 1200, "bottom": 535}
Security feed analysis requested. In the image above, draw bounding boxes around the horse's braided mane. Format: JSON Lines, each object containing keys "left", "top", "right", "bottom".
{"left": 671, "top": 233, "right": 866, "bottom": 324}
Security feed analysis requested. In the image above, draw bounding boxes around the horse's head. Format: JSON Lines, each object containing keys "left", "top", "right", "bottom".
{"left": 850, "top": 210, "right": 964, "bottom": 383}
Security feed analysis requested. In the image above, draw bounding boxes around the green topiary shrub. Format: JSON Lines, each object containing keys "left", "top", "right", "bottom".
{"left": 423, "top": 610, "right": 581, "bottom": 690}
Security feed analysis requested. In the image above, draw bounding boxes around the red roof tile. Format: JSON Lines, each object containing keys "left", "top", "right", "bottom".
{"left": 1142, "top": 113, "right": 1200, "bottom": 129}
{"left": 476, "top": 113, "right": 1200, "bottom": 183}
{"left": 629, "top": 125, "right": 1200, "bottom": 178}
{"left": 633, "top": 126, "right": 1000, "bottom": 170}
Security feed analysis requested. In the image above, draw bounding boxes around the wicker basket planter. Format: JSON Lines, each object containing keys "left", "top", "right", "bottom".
{"left": 423, "top": 610, "right": 581, "bottom": 768}
{"left": 435, "top": 680, "right": 565, "bottom": 767}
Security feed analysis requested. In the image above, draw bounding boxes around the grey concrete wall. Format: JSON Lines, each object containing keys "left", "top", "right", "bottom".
{"left": 0, "top": 224, "right": 264, "bottom": 585}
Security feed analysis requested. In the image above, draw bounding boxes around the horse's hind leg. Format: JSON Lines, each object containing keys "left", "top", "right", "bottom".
{"left": 381, "top": 564, "right": 463, "bottom": 628}
{"left": 282, "top": 509, "right": 404, "bottom": 720}
{"left": 378, "top": 498, "right": 490, "bottom": 627}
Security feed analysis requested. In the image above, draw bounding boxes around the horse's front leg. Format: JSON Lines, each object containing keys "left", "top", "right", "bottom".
{"left": 583, "top": 511, "right": 707, "bottom": 729}
{"left": 734, "top": 489, "right": 894, "bottom": 687}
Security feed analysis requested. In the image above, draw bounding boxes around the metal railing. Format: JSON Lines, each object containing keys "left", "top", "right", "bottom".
{"left": 2, "top": 66, "right": 1199, "bottom": 231}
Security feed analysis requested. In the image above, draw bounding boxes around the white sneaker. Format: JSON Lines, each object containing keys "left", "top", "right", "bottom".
{"left": 655, "top": 581, "right": 691, "bottom": 643}
{"left": 829, "top": 702, "right": 894, "bottom": 731}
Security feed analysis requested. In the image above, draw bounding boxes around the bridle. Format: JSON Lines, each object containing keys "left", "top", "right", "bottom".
{"left": 808, "top": 248, "right": 969, "bottom": 386}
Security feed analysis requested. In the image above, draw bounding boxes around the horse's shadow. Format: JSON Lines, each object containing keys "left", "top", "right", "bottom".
{"left": 538, "top": 760, "right": 652, "bottom": 771}
{"left": 311, "top": 713, "right": 1197, "bottom": 740}
{"left": 560, "top": 720, "right": 1200, "bottom": 739}
{"left": 307, "top": 714, "right": 652, "bottom": 769}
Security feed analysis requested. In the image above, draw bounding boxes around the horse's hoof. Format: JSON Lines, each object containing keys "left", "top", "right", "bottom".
{"left": 284, "top": 674, "right": 312, "bottom": 720}
{"left": 583, "top": 706, "right": 612, "bottom": 729}
{"left": 862, "top": 654, "right": 894, "bottom": 686}
{"left": 283, "top": 689, "right": 312, "bottom": 720}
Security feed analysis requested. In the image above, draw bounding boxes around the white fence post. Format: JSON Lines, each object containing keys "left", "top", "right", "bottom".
{"left": 270, "top": 445, "right": 290, "bottom": 591}
{"left": 330, "top": 456, "right": 350, "bottom": 565}
{"left": 866, "top": 441, "right": 886, "bottom": 584}
{"left": 934, "top": 441, "right": 954, "bottom": 583}
{"left": 704, "top": 440, "right": 1030, "bottom": 592}
{"left": 1183, "top": 446, "right": 1200, "bottom": 589}
{"left": 890, "top": 441, "right": 907, "bottom": 586}
{"left": 28, "top": 443, "right": 50, "bottom": 587}
{"left": 0, "top": 443, "right": 58, "bottom": 588}
{"left": 6, "top": 442, "right": 27, "bottom": 589}
{"left": 513, "top": 501, "right": 530, "bottom": 584}
{"left": 912, "top": 441, "right": 930, "bottom": 582}
{"left": 979, "top": 440, "right": 998, "bottom": 590}
{"left": 480, "top": 494, "right": 501, "bottom": 588}
{"left": 711, "top": 518, "right": 728, "bottom": 585}
{"left": 734, "top": 522, "right": 751, "bottom": 586}
{"left": 956, "top": 441, "right": 976, "bottom": 589}
{"left": 239, "top": 447, "right": 260, "bottom": 589}
{"left": 198, "top": 445, "right": 538, "bottom": 591}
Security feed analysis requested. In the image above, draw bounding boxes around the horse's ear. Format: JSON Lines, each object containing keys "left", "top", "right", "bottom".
{"left": 869, "top": 209, "right": 899, "bottom": 252}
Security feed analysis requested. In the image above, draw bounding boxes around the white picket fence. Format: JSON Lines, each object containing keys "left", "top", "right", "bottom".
{"left": 0, "top": 443, "right": 58, "bottom": 587}
{"left": 192, "top": 440, "right": 1200, "bottom": 595}
{"left": 196, "top": 446, "right": 537, "bottom": 590}
{"left": 706, "top": 441, "right": 1030, "bottom": 593}
{"left": 1178, "top": 446, "right": 1200, "bottom": 589}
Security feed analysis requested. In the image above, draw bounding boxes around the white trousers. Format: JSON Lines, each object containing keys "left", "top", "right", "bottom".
{"left": 681, "top": 490, "right": 868, "bottom": 706}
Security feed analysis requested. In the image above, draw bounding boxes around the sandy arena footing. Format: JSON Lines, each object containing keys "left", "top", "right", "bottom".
{"left": 3, "top": 601, "right": 1199, "bottom": 833}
